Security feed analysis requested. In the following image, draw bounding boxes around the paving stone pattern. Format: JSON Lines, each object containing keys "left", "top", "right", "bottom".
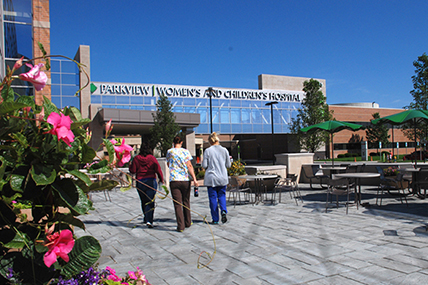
{"left": 75, "top": 184, "right": 428, "bottom": 284}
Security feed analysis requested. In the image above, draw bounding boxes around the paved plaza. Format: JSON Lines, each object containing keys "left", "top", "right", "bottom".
{"left": 75, "top": 183, "right": 428, "bottom": 284}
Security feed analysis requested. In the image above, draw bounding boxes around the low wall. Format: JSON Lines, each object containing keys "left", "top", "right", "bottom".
{"left": 275, "top": 153, "right": 314, "bottom": 181}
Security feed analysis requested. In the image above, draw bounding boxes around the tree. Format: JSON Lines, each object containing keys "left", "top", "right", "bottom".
{"left": 365, "top": 112, "right": 390, "bottom": 153}
{"left": 290, "top": 79, "right": 332, "bottom": 153}
{"left": 149, "top": 94, "right": 180, "bottom": 156}
{"left": 403, "top": 53, "right": 428, "bottom": 145}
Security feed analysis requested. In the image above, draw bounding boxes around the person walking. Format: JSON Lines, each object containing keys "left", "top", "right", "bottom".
{"left": 202, "top": 132, "right": 231, "bottom": 224}
{"left": 166, "top": 136, "right": 199, "bottom": 232}
{"left": 129, "top": 145, "right": 164, "bottom": 228}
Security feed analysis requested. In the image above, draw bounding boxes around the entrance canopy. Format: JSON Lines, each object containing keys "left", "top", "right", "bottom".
{"left": 97, "top": 108, "right": 200, "bottom": 135}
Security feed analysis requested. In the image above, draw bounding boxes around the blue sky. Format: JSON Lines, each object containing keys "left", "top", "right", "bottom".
{"left": 50, "top": 1, "right": 428, "bottom": 109}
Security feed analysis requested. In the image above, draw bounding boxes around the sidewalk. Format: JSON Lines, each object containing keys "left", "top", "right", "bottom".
{"left": 75, "top": 185, "right": 428, "bottom": 284}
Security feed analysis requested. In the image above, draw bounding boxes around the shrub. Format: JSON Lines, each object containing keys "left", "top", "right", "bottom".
{"left": 227, "top": 159, "right": 246, "bottom": 176}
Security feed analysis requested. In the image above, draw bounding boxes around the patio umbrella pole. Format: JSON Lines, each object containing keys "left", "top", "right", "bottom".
{"left": 331, "top": 133, "right": 334, "bottom": 166}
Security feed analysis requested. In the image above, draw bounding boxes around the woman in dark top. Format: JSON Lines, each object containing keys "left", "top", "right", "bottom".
{"left": 129, "top": 145, "right": 164, "bottom": 228}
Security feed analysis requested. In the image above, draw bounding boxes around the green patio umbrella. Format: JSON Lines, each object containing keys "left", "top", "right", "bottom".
{"left": 300, "top": 120, "right": 364, "bottom": 165}
{"left": 371, "top": 109, "right": 428, "bottom": 166}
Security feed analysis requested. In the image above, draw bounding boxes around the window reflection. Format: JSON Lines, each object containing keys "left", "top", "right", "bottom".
{"left": 3, "top": 0, "right": 32, "bottom": 23}
{"left": 4, "top": 23, "right": 32, "bottom": 59}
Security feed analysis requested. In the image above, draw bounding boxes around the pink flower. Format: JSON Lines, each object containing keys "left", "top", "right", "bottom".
{"left": 43, "top": 229, "right": 75, "bottom": 268}
{"left": 105, "top": 119, "right": 113, "bottom": 135}
{"left": 18, "top": 63, "right": 48, "bottom": 91}
{"left": 13, "top": 56, "right": 24, "bottom": 70}
{"left": 106, "top": 266, "right": 121, "bottom": 282}
{"left": 47, "top": 112, "right": 75, "bottom": 146}
{"left": 110, "top": 139, "right": 133, "bottom": 167}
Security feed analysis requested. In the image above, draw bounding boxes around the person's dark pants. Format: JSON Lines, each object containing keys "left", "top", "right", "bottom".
{"left": 136, "top": 178, "right": 157, "bottom": 224}
{"left": 208, "top": 185, "right": 227, "bottom": 222}
{"left": 170, "top": 181, "right": 192, "bottom": 231}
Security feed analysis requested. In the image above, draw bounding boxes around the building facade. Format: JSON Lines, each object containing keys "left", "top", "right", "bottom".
{"left": 1, "top": 0, "right": 415, "bottom": 162}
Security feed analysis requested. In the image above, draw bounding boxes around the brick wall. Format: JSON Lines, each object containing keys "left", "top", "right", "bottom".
{"left": 33, "top": 0, "right": 50, "bottom": 105}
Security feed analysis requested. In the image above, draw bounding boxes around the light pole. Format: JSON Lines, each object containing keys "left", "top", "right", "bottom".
{"left": 265, "top": 101, "right": 278, "bottom": 165}
{"left": 208, "top": 87, "right": 213, "bottom": 134}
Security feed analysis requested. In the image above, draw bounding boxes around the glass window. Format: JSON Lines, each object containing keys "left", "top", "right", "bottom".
{"left": 230, "top": 100, "right": 241, "bottom": 107}
{"left": 144, "top": 97, "right": 156, "bottom": 105}
{"left": 184, "top": 106, "right": 195, "bottom": 113}
{"left": 252, "top": 109, "right": 262, "bottom": 123}
{"left": 197, "top": 124, "right": 209, "bottom": 134}
{"left": 262, "top": 109, "right": 270, "bottom": 124}
{"left": 61, "top": 74, "right": 78, "bottom": 85}
{"left": 219, "top": 99, "right": 230, "bottom": 107}
{"left": 61, "top": 60, "right": 79, "bottom": 73}
{"left": 212, "top": 108, "right": 220, "bottom": 123}
{"left": 5, "top": 23, "right": 32, "bottom": 59}
{"left": 232, "top": 124, "right": 242, "bottom": 133}
{"left": 51, "top": 73, "right": 60, "bottom": 84}
{"left": 174, "top": 106, "right": 183, "bottom": 113}
{"left": 253, "top": 124, "right": 262, "bottom": 133}
{"left": 211, "top": 99, "right": 221, "bottom": 107}
{"left": 91, "top": 95, "right": 101, "bottom": 104}
{"left": 51, "top": 85, "right": 61, "bottom": 95}
{"left": 12, "top": 86, "right": 32, "bottom": 96}
{"left": 130, "top": 96, "right": 144, "bottom": 105}
{"left": 183, "top": 98, "right": 195, "bottom": 106}
{"left": 221, "top": 124, "right": 231, "bottom": 133}
{"left": 62, "top": 85, "right": 79, "bottom": 96}
{"left": 196, "top": 98, "right": 208, "bottom": 107}
{"left": 242, "top": 123, "right": 252, "bottom": 133}
{"left": 198, "top": 109, "right": 207, "bottom": 124}
{"left": 116, "top": 96, "right": 130, "bottom": 104}
{"left": 241, "top": 109, "right": 251, "bottom": 123}
{"left": 51, "top": 59, "right": 60, "bottom": 72}
{"left": 3, "top": 0, "right": 32, "bottom": 23}
{"left": 61, "top": 96, "right": 80, "bottom": 108}
{"left": 102, "top": 96, "right": 115, "bottom": 104}
{"left": 241, "top": 100, "right": 251, "bottom": 107}
{"left": 171, "top": 98, "right": 183, "bottom": 106}
{"left": 51, "top": 96, "right": 61, "bottom": 107}
{"left": 230, "top": 108, "right": 241, "bottom": 124}
{"left": 220, "top": 109, "right": 230, "bottom": 123}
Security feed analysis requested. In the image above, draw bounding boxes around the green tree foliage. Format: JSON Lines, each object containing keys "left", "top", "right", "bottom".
{"left": 149, "top": 94, "right": 180, "bottom": 156}
{"left": 365, "top": 112, "right": 390, "bottom": 151}
{"left": 290, "top": 79, "right": 332, "bottom": 153}
{"left": 403, "top": 53, "right": 428, "bottom": 143}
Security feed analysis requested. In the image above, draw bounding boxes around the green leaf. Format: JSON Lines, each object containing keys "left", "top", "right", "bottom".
{"left": 31, "top": 164, "right": 56, "bottom": 186}
{"left": 0, "top": 156, "right": 6, "bottom": 180}
{"left": 56, "top": 212, "right": 86, "bottom": 230}
{"left": 1, "top": 85, "right": 15, "bottom": 102}
{"left": 10, "top": 132, "right": 28, "bottom": 147}
{"left": 71, "top": 118, "right": 91, "bottom": 129}
{"left": 3, "top": 231, "right": 31, "bottom": 249}
{"left": 66, "top": 169, "right": 92, "bottom": 186}
{"left": 81, "top": 143, "right": 96, "bottom": 163}
{"left": 16, "top": 95, "right": 36, "bottom": 109}
{"left": 87, "top": 159, "right": 110, "bottom": 174}
{"left": 51, "top": 178, "right": 79, "bottom": 210}
{"left": 89, "top": 179, "right": 118, "bottom": 192}
{"left": 38, "top": 42, "right": 50, "bottom": 70}
{"left": 119, "top": 174, "right": 133, "bottom": 192}
{"left": 103, "top": 139, "right": 115, "bottom": 164}
{"left": 68, "top": 106, "right": 83, "bottom": 121}
{"left": 10, "top": 174, "right": 25, "bottom": 192}
{"left": 60, "top": 236, "right": 101, "bottom": 279}
{"left": 71, "top": 183, "right": 94, "bottom": 215}
{"left": 0, "top": 101, "right": 29, "bottom": 115}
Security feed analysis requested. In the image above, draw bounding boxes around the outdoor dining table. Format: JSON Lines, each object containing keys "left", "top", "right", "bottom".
{"left": 238, "top": 174, "right": 278, "bottom": 204}
{"left": 402, "top": 167, "right": 428, "bottom": 198}
{"left": 334, "top": 172, "right": 380, "bottom": 206}
{"left": 320, "top": 166, "right": 347, "bottom": 178}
